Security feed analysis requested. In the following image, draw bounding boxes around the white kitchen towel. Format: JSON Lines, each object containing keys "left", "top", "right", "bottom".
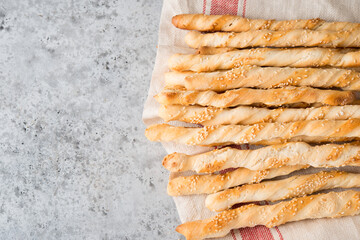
{"left": 142, "top": 0, "right": 360, "bottom": 239}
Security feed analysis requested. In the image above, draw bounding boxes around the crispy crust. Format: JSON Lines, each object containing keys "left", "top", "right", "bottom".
{"left": 197, "top": 46, "right": 236, "bottom": 55}
{"left": 164, "top": 66, "right": 360, "bottom": 91}
{"left": 155, "top": 87, "right": 355, "bottom": 108}
{"left": 185, "top": 30, "right": 360, "bottom": 49}
{"left": 159, "top": 105, "right": 360, "bottom": 125}
{"left": 167, "top": 165, "right": 305, "bottom": 196}
{"left": 172, "top": 14, "right": 360, "bottom": 32}
{"left": 145, "top": 120, "right": 360, "bottom": 146}
{"left": 206, "top": 171, "right": 360, "bottom": 211}
{"left": 176, "top": 190, "right": 360, "bottom": 240}
{"left": 168, "top": 48, "right": 360, "bottom": 72}
{"left": 163, "top": 142, "right": 360, "bottom": 173}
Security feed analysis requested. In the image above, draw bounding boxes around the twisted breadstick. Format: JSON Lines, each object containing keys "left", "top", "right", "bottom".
{"left": 159, "top": 105, "right": 360, "bottom": 125}
{"left": 169, "top": 48, "right": 360, "bottom": 72}
{"left": 172, "top": 14, "right": 360, "bottom": 32}
{"left": 197, "top": 47, "right": 236, "bottom": 55}
{"left": 164, "top": 66, "right": 360, "bottom": 91}
{"left": 155, "top": 87, "right": 355, "bottom": 108}
{"left": 145, "top": 120, "right": 360, "bottom": 146}
{"left": 186, "top": 30, "right": 360, "bottom": 49}
{"left": 167, "top": 165, "right": 305, "bottom": 196}
{"left": 206, "top": 171, "right": 360, "bottom": 211}
{"left": 164, "top": 142, "right": 360, "bottom": 173}
{"left": 176, "top": 190, "right": 360, "bottom": 240}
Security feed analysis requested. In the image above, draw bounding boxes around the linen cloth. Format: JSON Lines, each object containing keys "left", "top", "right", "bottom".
{"left": 143, "top": 0, "right": 360, "bottom": 239}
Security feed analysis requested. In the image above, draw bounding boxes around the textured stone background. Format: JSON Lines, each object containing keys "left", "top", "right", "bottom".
{"left": 0, "top": 0, "right": 180, "bottom": 239}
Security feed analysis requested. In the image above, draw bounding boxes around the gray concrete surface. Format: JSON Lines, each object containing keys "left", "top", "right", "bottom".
{"left": 0, "top": 0, "right": 180, "bottom": 239}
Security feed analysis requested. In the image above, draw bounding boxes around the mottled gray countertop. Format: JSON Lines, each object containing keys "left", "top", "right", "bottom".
{"left": 0, "top": 0, "right": 180, "bottom": 239}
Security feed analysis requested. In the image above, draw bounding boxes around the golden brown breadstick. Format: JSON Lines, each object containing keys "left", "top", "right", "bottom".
{"left": 185, "top": 30, "right": 360, "bottom": 49}
{"left": 164, "top": 66, "right": 360, "bottom": 91}
{"left": 169, "top": 48, "right": 360, "bottom": 72}
{"left": 172, "top": 14, "right": 360, "bottom": 32}
{"left": 159, "top": 105, "right": 360, "bottom": 125}
{"left": 206, "top": 171, "right": 360, "bottom": 211}
{"left": 155, "top": 87, "right": 355, "bottom": 108}
{"left": 167, "top": 165, "right": 305, "bottom": 196}
{"left": 197, "top": 47, "right": 236, "bottom": 55}
{"left": 145, "top": 120, "right": 360, "bottom": 146}
{"left": 176, "top": 190, "right": 360, "bottom": 240}
{"left": 163, "top": 142, "right": 360, "bottom": 173}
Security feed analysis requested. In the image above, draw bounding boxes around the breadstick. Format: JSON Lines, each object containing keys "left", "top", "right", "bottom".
{"left": 169, "top": 48, "right": 360, "bottom": 72}
{"left": 197, "top": 47, "right": 236, "bottom": 55}
{"left": 172, "top": 14, "right": 360, "bottom": 32}
{"left": 186, "top": 30, "right": 360, "bottom": 49}
{"left": 145, "top": 120, "right": 360, "bottom": 146}
{"left": 155, "top": 87, "right": 355, "bottom": 108}
{"left": 206, "top": 171, "right": 360, "bottom": 211}
{"left": 176, "top": 190, "right": 360, "bottom": 240}
{"left": 163, "top": 142, "right": 360, "bottom": 173}
{"left": 159, "top": 105, "right": 360, "bottom": 125}
{"left": 167, "top": 165, "right": 305, "bottom": 196}
{"left": 164, "top": 66, "right": 360, "bottom": 91}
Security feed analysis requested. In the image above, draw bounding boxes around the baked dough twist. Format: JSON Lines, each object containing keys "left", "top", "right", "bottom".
{"left": 176, "top": 190, "right": 360, "bottom": 240}
{"left": 172, "top": 14, "right": 360, "bottom": 32}
{"left": 167, "top": 165, "right": 305, "bottom": 196}
{"left": 163, "top": 142, "right": 360, "bottom": 173}
{"left": 155, "top": 87, "right": 355, "bottom": 108}
{"left": 206, "top": 171, "right": 360, "bottom": 211}
{"left": 145, "top": 120, "right": 360, "bottom": 146}
{"left": 159, "top": 105, "right": 360, "bottom": 125}
{"left": 197, "top": 47, "right": 236, "bottom": 55}
{"left": 164, "top": 66, "right": 360, "bottom": 91}
{"left": 185, "top": 30, "right": 360, "bottom": 49}
{"left": 169, "top": 48, "right": 360, "bottom": 72}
